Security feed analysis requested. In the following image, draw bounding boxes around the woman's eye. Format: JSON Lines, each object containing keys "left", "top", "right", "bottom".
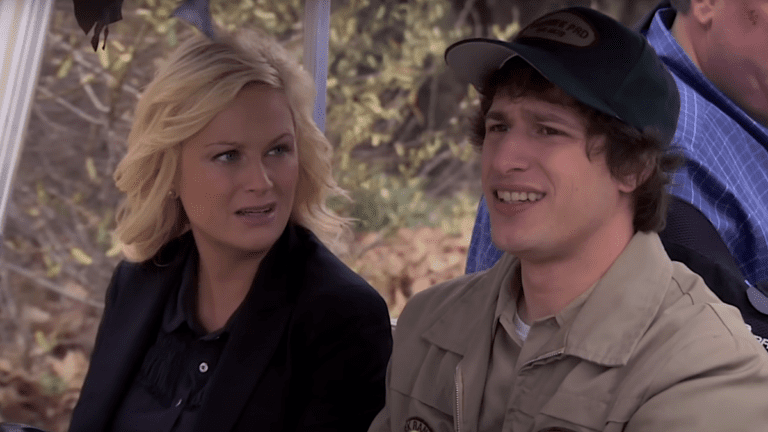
{"left": 213, "top": 150, "right": 239, "bottom": 162}
{"left": 267, "top": 143, "right": 292, "bottom": 156}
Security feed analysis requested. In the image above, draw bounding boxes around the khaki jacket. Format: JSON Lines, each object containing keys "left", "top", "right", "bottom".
{"left": 369, "top": 232, "right": 768, "bottom": 432}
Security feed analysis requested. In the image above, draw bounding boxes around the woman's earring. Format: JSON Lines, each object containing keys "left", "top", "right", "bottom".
{"left": 168, "top": 190, "right": 178, "bottom": 199}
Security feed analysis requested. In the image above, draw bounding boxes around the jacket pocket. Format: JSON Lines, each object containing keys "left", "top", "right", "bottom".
{"left": 390, "top": 388, "right": 455, "bottom": 432}
{"left": 532, "top": 391, "right": 628, "bottom": 432}
{"left": 390, "top": 345, "right": 459, "bottom": 415}
{"left": 389, "top": 346, "right": 459, "bottom": 432}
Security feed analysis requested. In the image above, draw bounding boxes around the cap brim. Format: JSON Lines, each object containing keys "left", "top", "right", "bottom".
{"left": 444, "top": 38, "right": 518, "bottom": 92}
{"left": 444, "top": 38, "right": 622, "bottom": 122}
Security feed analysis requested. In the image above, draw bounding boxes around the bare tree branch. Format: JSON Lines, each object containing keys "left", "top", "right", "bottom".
{"left": 36, "top": 87, "right": 105, "bottom": 125}
{"left": 0, "top": 268, "right": 18, "bottom": 321}
{"left": 46, "top": 33, "right": 142, "bottom": 99}
{"left": 427, "top": 74, "right": 440, "bottom": 131}
{"left": 454, "top": 0, "right": 478, "bottom": 29}
{"left": 80, "top": 79, "right": 110, "bottom": 113}
{"left": 0, "top": 261, "right": 104, "bottom": 309}
{"left": 31, "top": 104, "right": 76, "bottom": 133}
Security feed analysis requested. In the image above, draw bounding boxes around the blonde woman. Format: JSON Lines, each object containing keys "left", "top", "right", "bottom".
{"left": 69, "top": 29, "right": 392, "bottom": 432}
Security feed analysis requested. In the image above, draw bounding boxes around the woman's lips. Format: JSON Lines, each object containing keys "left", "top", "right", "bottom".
{"left": 235, "top": 204, "right": 276, "bottom": 226}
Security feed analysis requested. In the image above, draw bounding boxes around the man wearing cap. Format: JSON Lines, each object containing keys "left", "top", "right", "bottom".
{"left": 369, "top": 7, "right": 768, "bottom": 432}
{"left": 466, "top": 0, "right": 768, "bottom": 337}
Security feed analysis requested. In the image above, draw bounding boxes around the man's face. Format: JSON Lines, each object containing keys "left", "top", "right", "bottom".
{"left": 481, "top": 94, "right": 636, "bottom": 263}
{"left": 700, "top": 0, "right": 768, "bottom": 125}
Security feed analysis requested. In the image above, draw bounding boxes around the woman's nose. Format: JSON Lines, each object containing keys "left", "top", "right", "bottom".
{"left": 244, "top": 160, "right": 273, "bottom": 192}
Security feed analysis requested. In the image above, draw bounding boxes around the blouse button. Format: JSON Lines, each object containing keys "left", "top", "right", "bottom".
{"left": 199, "top": 362, "right": 209, "bottom": 373}
{"left": 175, "top": 398, "right": 182, "bottom": 407}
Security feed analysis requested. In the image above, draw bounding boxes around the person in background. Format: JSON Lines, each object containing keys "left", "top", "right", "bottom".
{"left": 638, "top": 0, "right": 768, "bottom": 340}
{"left": 465, "top": 0, "right": 768, "bottom": 350}
{"left": 370, "top": 7, "right": 768, "bottom": 432}
{"left": 69, "top": 28, "right": 392, "bottom": 432}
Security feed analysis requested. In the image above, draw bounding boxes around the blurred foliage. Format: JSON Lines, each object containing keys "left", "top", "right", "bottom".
{"left": 324, "top": 0, "right": 485, "bottom": 234}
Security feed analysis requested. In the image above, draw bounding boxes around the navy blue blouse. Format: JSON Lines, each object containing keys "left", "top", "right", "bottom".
{"left": 110, "top": 252, "right": 231, "bottom": 432}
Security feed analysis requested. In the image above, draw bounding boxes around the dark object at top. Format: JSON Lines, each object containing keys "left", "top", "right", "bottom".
{"left": 445, "top": 6, "right": 680, "bottom": 146}
{"left": 72, "top": 0, "right": 215, "bottom": 51}
{"left": 0, "top": 423, "right": 48, "bottom": 432}
{"left": 72, "top": 0, "right": 124, "bottom": 51}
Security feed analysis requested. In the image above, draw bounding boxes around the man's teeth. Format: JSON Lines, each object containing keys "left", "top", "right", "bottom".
{"left": 496, "top": 191, "right": 544, "bottom": 203}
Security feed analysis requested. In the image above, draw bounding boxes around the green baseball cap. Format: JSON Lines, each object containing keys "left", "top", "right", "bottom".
{"left": 445, "top": 6, "right": 680, "bottom": 144}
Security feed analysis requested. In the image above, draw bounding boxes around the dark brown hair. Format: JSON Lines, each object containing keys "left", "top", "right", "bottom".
{"left": 470, "top": 58, "right": 682, "bottom": 233}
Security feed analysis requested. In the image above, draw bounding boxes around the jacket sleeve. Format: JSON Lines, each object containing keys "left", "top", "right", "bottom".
{"left": 625, "top": 313, "right": 768, "bottom": 431}
{"left": 292, "top": 284, "right": 393, "bottom": 432}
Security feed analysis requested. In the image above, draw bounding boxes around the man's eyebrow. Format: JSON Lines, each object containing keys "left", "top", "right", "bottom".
{"left": 485, "top": 111, "right": 507, "bottom": 122}
{"left": 528, "top": 109, "right": 581, "bottom": 128}
{"left": 485, "top": 107, "right": 582, "bottom": 129}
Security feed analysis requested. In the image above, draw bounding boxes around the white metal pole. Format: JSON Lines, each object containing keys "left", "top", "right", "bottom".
{"left": 0, "top": 0, "right": 55, "bottom": 242}
{"left": 302, "top": 0, "right": 330, "bottom": 132}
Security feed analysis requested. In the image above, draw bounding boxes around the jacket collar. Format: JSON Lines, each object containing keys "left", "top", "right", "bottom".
{"left": 421, "top": 252, "right": 519, "bottom": 356}
{"left": 162, "top": 245, "right": 204, "bottom": 335}
{"left": 420, "top": 252, "right": 519, "bottom": 432}
{"left": 81, "top": 224, "right": 311, "bottom": 432}
{"left": 559, "top": 232, "right": 673, "bottom": 366}
{"left": 421, "top": 231, "right": 673, "bottom": 368}
{"left": 194, "top": 223, "right": 304, "bottom": 432}
{"left": 76, "top": 231, "right": 194, "bottom": 431}
{"left": 410, "top": 232, "right": 671, "bottom": 432}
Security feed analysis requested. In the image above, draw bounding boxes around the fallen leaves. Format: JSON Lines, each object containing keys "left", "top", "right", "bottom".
{"left": 0, "top": 288, "right": 99, "bottom": 431}
{"left": 48, "top": 351, "right": 88, "bottom": 390}
{"left": 351, "top": 224, "right": 471, "bottom": 317}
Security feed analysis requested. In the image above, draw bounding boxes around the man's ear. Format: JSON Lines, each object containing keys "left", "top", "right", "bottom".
{"left": 617, "top": 157, "right": 654, "bottom": 194}
{"left": 690, "top": 0, "right": 718, "bottom": 28}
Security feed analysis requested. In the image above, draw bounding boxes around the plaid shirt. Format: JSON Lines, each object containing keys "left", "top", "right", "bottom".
{"left": 465, "top": 7, "right": 768, "bottom": 284}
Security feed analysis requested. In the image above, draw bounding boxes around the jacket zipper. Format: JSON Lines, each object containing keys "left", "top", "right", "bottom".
{"left": 454, "top": 364, "right": 463, "bottom": 432}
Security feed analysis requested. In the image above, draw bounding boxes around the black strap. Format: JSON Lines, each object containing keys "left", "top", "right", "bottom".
{"left": 633, "top": 0, "right": 671, "bottom": 32}
{"left": 660, "top": 197, "right": 768, "bottom": 345}
{"left": 660, "top": 196, "right": 742, "bottom": 276}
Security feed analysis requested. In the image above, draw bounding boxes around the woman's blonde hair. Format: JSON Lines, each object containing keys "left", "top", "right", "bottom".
{"left": 114, "top": 29, "right": 350, "bottom": 261}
